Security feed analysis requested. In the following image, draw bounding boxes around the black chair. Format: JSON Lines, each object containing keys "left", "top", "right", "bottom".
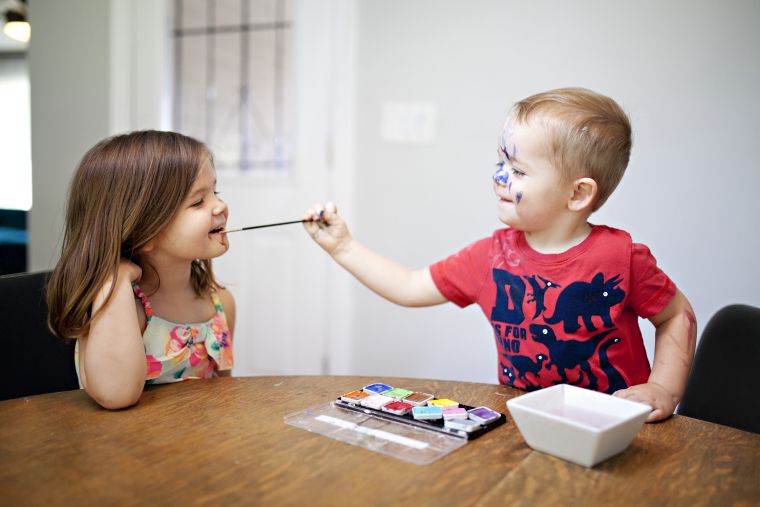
{"left": 0, "top": 271, "right": 79, "bottom": 400}
{"left": 677, "top": 304, "right": 760, "bottom": 434}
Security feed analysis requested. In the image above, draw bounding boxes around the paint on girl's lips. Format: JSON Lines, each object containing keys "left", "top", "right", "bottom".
{"left": 467, "top": 406, "right": 501, "bottom": 424}
{"left": 363, "top": 383, "right": 392, "bottom": 396}
{"left": 381, "top": 401, "right": 414, "bottom": 415}
{"left": 340, "top": 390, "right": 370, "bottom": 404}
{"left": 404, "top": 392, "right": 434, "bottom": 406}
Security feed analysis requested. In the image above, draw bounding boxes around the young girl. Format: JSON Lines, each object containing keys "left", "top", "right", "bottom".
{"left": 47, "top": 130, "right": 235, "bottom": 410}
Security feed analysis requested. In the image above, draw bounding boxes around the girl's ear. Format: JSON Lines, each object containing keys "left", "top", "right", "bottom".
{"left": 568, "top": 177, "right": 598, "bottom": 212}
{"left": 140, "top": 241, "right": 155, "bottom": 253}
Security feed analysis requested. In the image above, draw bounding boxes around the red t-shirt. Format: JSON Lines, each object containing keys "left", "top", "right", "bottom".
{"left": 429, "top": 225, "right": 676, "bottom": 393}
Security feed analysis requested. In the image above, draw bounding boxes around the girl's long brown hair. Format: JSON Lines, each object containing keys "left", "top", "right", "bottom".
{"left": 47, "top": 130, "right": 220, "bottom": 340}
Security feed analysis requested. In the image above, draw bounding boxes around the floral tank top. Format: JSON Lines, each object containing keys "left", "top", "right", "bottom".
{"left": 75, "top": 284, "right": 233, "bottom": 385}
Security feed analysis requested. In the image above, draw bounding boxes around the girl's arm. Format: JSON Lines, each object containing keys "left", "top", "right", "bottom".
{"left": 613, "top": 289, "right": 697, "bottom": 422}
{"left": 78, "top": 261, "right": 147, "bottom": 409}
{"left": 304, "top": 202, "right": 447, "bottom": 307}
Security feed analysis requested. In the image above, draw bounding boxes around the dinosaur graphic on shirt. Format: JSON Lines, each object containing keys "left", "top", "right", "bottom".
{"left": 530, "top": 323, "right": 615, "bottom": 391}
{"left": 544, "top": 273, "right": 625, "bottom": 333}
{"left": 500, "top": 363, "right": 542, "bottom": 391}
{"left": 500, "top": 352, "right": 548, "bottom": 387}
{"left": 526, "top": 274, "right": 561, "bottom": 319}
{"left": 598, "top": 337, "right": 628, "bottom": 393}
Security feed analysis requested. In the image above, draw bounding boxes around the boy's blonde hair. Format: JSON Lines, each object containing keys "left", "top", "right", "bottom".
{"left": 511, "top": 87, "right": 632, "bottom": 210}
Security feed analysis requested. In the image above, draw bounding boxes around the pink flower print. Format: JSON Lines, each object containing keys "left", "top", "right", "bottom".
{"left": 168, "top": 326, "right": 188, "bottom": 353}
{"left": 189, "top": 342, "right": 208, "bottom": 367}
{"left": 145, "top": 354, "right": 162, "bottom": 380}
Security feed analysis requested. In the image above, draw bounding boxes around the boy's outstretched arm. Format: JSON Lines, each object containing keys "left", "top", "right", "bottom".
{"left": 613, "top": 289, "right": 697, "bottom": 422}
{"left": 303, "top": 202, "right": 447, "bottom": 307}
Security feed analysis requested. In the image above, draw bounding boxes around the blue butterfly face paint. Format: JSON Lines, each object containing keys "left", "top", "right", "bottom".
{"left": 493, "top": 162, "right": 510, "bottom": 186}
{"left": 495, "top": 121, "right": 525, "bottom": 205}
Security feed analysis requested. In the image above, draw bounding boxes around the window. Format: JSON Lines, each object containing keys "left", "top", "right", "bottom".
{"left": 0, "top": 53, "right": 31, "bottom": 210}
{"left": 171, "top": 0, "right": 292, "bottom": 172}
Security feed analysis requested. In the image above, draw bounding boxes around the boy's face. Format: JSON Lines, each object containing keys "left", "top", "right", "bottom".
{"left": 493, "top": 118, "right": 571, "bottom": 232}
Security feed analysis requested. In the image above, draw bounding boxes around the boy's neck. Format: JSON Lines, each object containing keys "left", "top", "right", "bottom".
{"left": 523, "top": 219, "right": 593, "bottom": 254}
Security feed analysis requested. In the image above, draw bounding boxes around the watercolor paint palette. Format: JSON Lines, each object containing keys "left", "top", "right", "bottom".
{"left": 333, "top": 384, "right": 506, "bottom": 440}
{"left": 284, "top": 383, "right": 507, "bottom": 465}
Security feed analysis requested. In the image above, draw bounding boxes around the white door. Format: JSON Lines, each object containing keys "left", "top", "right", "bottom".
{"left": 214, "top": 1, "right": 352, "bottom": 376}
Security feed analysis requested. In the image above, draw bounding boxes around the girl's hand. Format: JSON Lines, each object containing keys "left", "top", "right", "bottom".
{"left": 92, "top": 259, "right": 142, "bottom": 315}
{"left": 118, "top": 258, "right": 143, "bottom": 284}
{"left": 613, "top": 382, "right": 676, "bottom": 423}
{"left": 303, "top": 202, "right": 353, "bottom": 256}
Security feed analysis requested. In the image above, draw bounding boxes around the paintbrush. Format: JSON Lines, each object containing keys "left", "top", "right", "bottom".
{"left": 223, "top": 211, "right": 324, "bottom": 234}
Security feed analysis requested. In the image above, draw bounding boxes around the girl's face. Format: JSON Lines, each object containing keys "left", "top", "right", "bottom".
{"left": 149, "top": 160, "right": 229, "bottom": 263}
{"left": 492, "top": 119, "right": 571, "bottom": 233}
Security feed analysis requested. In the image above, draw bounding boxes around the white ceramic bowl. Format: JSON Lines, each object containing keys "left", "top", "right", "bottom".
{"left": 506, "top": 384, "right": 651, "bottom": 467}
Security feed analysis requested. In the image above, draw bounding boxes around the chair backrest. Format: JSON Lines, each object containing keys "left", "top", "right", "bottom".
{"left": 0, "top": 271, "right": 79, "bottom": 400}
{"left": 677, "top": 304, "right": 760, "bottom": 434}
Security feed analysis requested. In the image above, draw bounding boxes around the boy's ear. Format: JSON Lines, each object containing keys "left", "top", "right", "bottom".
{"left": 568, "top": 177, "right": 598, "bottom": 212}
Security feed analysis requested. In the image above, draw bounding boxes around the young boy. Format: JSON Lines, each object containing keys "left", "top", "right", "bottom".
{"left": 303, "top": 87, "right": 696, "bottom": 422}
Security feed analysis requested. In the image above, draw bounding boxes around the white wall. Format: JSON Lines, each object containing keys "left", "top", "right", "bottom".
{"left": 28, "top": 0, "right": 168, "bottom": 271}
{"left": 343, "top": 0, "right": 760, "bottom": 383}
{"left": 28, "top": 0, "right": 112, "bottom": 270}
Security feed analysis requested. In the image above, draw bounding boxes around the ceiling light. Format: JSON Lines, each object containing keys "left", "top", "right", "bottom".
{"left": 3, "top": 0, "right": 30, "bottom": 43}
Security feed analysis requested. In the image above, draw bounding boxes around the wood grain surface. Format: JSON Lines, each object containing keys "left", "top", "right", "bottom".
{"left": 1, "top": 376, "right": 758, "bottom": 506}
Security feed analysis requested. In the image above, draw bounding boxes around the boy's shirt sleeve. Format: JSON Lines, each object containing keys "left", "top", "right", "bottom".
{"left": 629, "top": 242, "right": 677, "bottom": 318}
{"left": 429, "top": 237, "right": 493, "bottom": 308}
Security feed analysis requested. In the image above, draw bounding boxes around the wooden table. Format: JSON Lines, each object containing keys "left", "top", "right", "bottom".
{"left": 1, "top": 376, "right": 758, "bottom": 506}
